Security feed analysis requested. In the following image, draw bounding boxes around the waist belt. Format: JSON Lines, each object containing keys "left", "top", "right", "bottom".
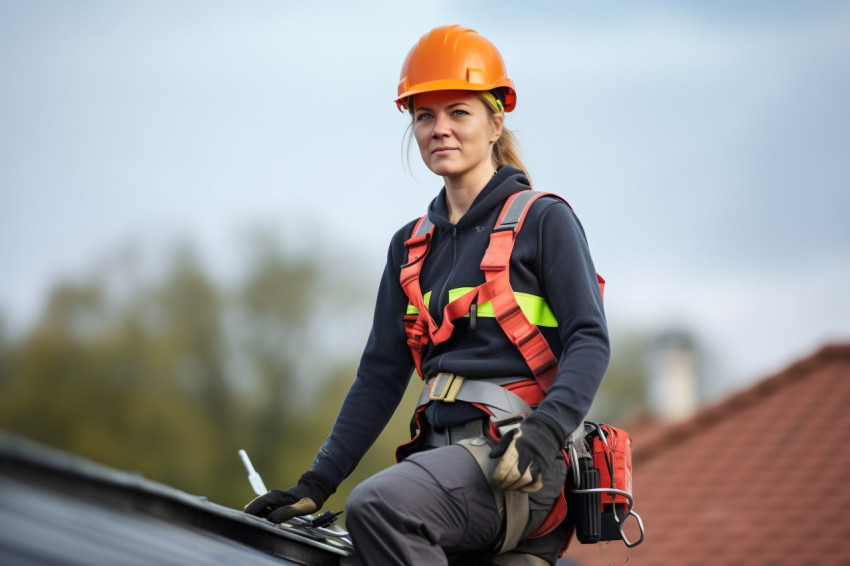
{"left": 418, "top": 372, "right": 534, "bottom": 431}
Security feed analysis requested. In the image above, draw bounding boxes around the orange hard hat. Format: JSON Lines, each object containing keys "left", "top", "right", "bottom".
{"left": 395, "top": 24, "right": 516, "bottom": 112}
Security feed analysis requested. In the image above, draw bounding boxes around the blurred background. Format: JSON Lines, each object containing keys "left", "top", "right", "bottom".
{"left": 1, "top": 0, "right": 848, "bottom": 513}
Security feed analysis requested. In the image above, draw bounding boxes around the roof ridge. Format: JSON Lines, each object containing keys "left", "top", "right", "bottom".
{"left": 633, "top": 342, "right": 850, "bottom": 463}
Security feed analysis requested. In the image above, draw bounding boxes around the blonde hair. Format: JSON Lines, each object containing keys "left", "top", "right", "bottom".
{"left": 479, "top": 93, "right": 531, "bottom": 184}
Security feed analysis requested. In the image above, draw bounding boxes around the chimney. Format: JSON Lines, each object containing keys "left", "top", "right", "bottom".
{"left": 646, "top": 330, "right": 699, "bottom": 422}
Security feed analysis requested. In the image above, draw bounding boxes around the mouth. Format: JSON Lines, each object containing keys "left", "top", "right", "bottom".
{"left": 431, "top": 146, "right": 457, "bottom": 155}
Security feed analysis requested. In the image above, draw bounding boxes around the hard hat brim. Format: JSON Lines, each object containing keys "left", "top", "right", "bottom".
{"left": 395, "top": 80, "right": 516, "bottom": 112}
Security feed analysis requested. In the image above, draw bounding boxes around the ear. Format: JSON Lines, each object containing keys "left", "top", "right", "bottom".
{"left": 489, "top": 113, "right": 504, "bottom": 144}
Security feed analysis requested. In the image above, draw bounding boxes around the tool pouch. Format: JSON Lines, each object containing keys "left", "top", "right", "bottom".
{"left": 568, "top": 422, "right": 644, "bottom": 548}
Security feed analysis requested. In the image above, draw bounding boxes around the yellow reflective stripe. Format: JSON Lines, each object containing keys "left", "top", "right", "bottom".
{"left": 447, "top": 287, "right": 481, "bottom": 311}
{"left": 449, "top": 287, "right": 557, "bottom": 327}
{"left": 407, "top": 288, "right": 557, "bottom": 327}
{"left": 406, "top": 291, "right": 432, "bottom": 315}
{"left": 514, "top": 292, "right": 558, "bottom": 327}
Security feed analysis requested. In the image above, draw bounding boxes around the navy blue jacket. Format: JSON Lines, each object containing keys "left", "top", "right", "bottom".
{"left": 310, "top": 166, "right": 609, "bottom": 490}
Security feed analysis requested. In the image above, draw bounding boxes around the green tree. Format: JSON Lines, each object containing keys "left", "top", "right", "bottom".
{"left": 0, "top": 277, "right": 220, "bottom": 493}
{"left": 0, "top": 234, "right": 374, "bottom": 508}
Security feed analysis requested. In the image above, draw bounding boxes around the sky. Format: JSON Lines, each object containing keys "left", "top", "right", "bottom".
{"left": 2, "top": 0, "right": 849, "bottom": 400}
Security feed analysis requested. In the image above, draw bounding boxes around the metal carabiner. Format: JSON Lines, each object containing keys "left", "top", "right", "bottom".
{"left": 619, "top": 508, "right": 646, "bottom": 548}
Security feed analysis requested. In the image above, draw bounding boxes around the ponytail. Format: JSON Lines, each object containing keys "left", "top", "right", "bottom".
{"left": 480, "top": 93, "right": 531, "bottom": 185}
{"left": 492, "top": 127, "right": 528, "bottom": 177}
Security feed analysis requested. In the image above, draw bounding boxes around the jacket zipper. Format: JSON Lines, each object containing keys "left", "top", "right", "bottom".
{"left": 431, "top": 225, "right": 458, "bottom": 324}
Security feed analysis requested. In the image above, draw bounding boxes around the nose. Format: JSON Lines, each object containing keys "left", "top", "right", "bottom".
{"left": 432, "top": 112, "right": 450, "bottom": 138}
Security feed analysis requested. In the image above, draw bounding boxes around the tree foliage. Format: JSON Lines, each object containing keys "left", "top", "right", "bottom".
{"left": 0, "top": 237, "right": 388, "bottom": 509}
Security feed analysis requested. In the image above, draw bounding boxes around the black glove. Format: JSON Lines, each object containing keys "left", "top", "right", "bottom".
{"left": 244, "top": 470, "right": 334, "bottom": 524}
{"left": 488, "top": 413, "right": 563, "bottom": 493}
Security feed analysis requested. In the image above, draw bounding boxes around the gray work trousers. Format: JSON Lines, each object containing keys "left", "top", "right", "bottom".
{"left": 346, "top": 443, "right": 569, "bottom": 566}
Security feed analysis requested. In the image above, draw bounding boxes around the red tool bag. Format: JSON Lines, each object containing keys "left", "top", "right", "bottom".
{"left": 569, "top": 422, "right": 645, "bottom": 548}
{"left": 593, "top": 424, "right": 633, "bottom": 507}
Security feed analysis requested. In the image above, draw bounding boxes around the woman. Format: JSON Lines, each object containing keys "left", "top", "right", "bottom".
{"left": 245, "top": 24, "right": 609, "bottom": 565}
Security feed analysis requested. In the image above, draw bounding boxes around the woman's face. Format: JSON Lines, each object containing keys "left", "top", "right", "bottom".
{"left": 411, "top": 90, "right": 503, "bottom": 183}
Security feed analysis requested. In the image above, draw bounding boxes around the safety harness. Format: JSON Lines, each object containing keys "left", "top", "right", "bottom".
{"left": 398, "top": 190, "right": 643, "bottom": 557}
{"left": 400, "top": 190, "right": 603, "bottom": 391}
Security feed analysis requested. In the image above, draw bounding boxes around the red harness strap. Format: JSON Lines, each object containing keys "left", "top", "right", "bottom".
{"left": 400, "top": 190, "right": 604, "bottom": 391}
{"left": 400, "top": 214, "right": 435, "bottom": 371}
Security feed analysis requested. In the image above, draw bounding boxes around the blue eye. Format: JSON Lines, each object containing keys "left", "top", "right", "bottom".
{"left": 415, "top": 112, "right": 432, "bottom": 122}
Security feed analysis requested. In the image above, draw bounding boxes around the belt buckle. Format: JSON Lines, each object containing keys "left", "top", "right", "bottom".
{"left": 428, "top": 372, "right": 464, "bottom": 403}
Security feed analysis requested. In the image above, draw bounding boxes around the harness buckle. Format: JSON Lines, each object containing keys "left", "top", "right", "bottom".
{"left": 428, "top": 372, "right": 465, "bottom": 402}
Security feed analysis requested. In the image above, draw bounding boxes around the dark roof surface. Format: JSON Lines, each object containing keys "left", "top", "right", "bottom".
{"left": 0, "top": 432, "right": 359, "bottom": 566}
{"left": 564, "top": 343, "right": 850, "bottom": 566}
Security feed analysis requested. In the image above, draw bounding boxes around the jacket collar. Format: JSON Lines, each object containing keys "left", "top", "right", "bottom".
{"left": 427, "top": 166, "right": 532, "bottom": 232}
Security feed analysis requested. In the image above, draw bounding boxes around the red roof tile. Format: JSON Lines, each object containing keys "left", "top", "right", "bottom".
{"left": 563, "top": 344, "right": 850, "bottom": 566}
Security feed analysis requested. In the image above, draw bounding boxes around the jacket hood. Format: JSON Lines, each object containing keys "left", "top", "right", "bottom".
{"left": 427, "top": 166, "right": 532, "bottom": 231}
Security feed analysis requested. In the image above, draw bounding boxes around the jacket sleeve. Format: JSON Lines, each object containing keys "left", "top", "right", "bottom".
{"left": 308, "top": 228, "right": 416, "bottom": 489}
{"left": 532, "top": 200, "right": 610, "bottom": 441}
